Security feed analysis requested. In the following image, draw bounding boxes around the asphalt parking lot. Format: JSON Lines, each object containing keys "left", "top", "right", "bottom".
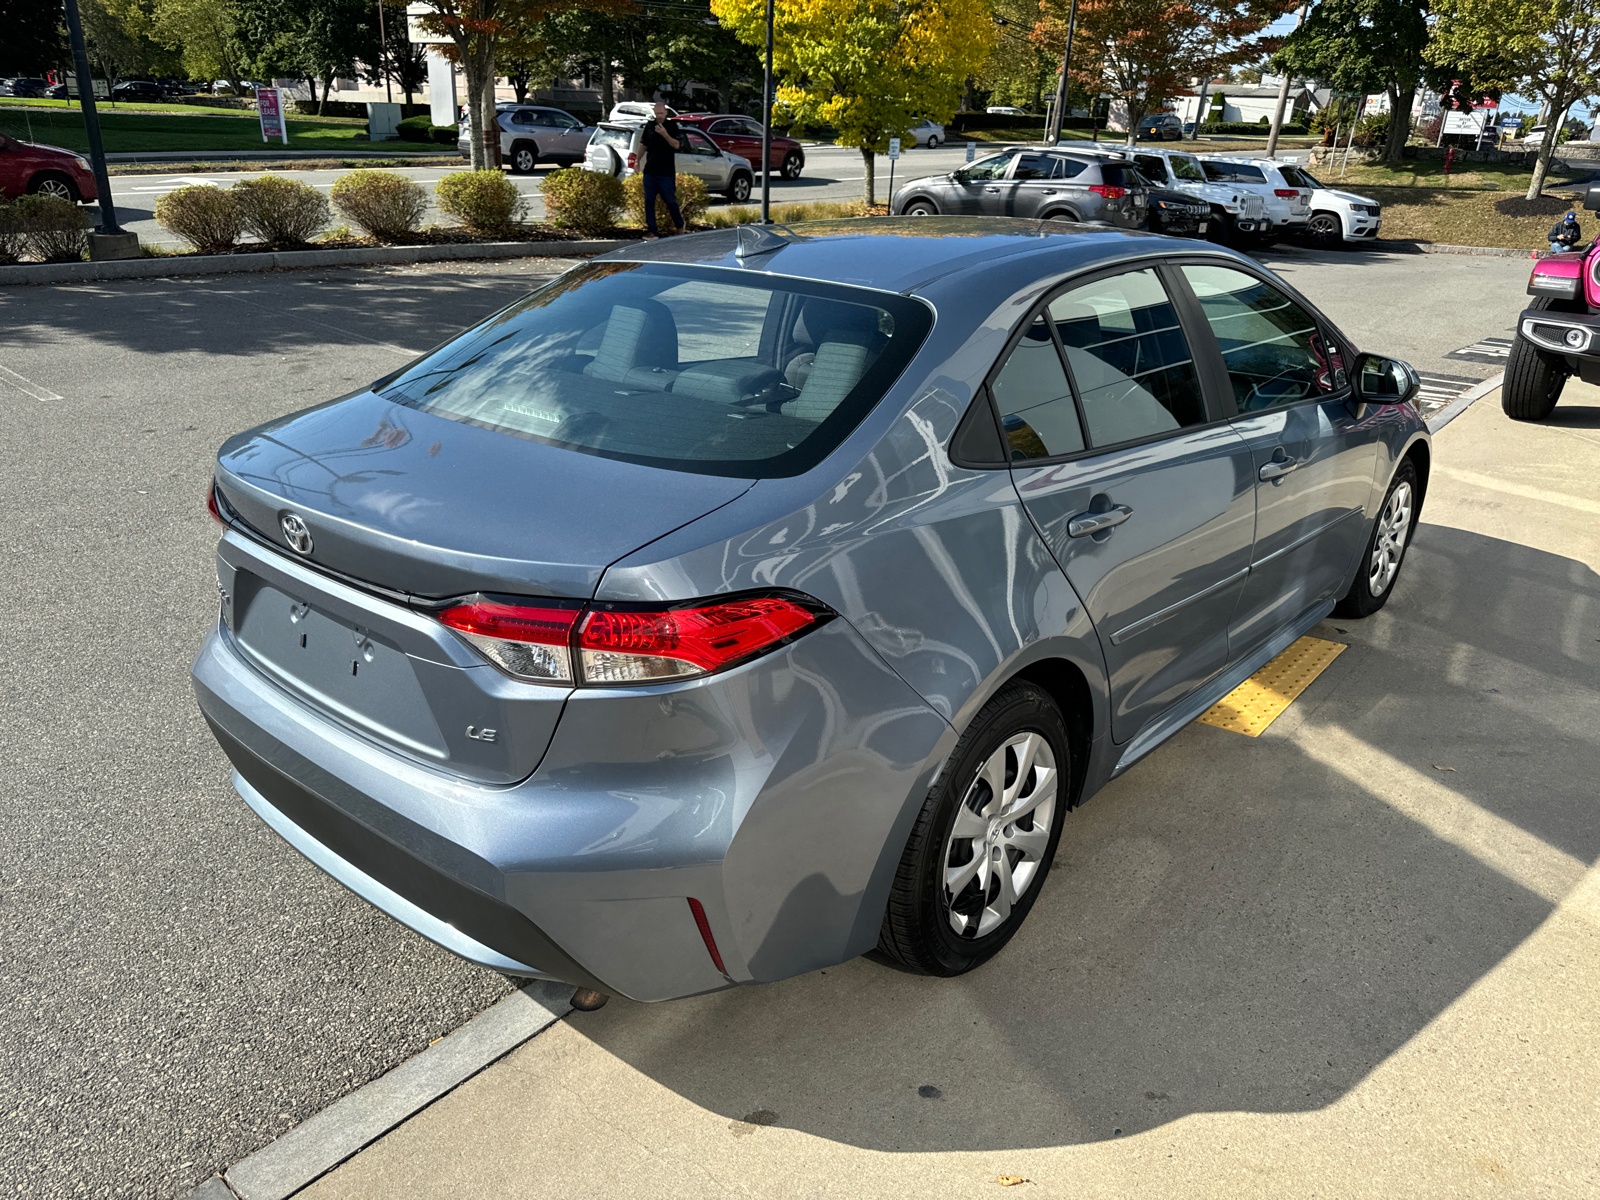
{"left": 0, "top": 244, "right": 1570, "bottom": 1198}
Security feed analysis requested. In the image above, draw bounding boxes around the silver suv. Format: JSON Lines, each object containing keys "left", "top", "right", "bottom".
{"left": 1126, "top": 147, "right": 1266, "bottom": 243}
{"left": 890, "top": 147, "right": 1149, "bottom": 227}
{"left": 457, "top": 105, "right": 593, "bottom": 173}
{"left": 582, "top": 121, "right": 755, "bottom": 202}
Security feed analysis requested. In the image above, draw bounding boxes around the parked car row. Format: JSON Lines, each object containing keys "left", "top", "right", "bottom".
{"left": 891, "top": 145, "right": 1382, "bottom": 249}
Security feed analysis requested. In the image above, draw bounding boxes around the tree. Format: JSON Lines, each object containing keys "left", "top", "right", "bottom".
{"left": 0, "top": 0, "right": 67, "bottom": 76}
{"left": 81, "top": 0, "right": 179, "bottom": 90}
{"left": 982, "top": 0, "right": 1058, "bottom": 112}
{"left": 1033, "top": 0, "right": 1289, "bottom": 146}
{"left": 151, "top": 0, "right": 247, "bottom": 90}
{"left": 1430, "top": 0, "right": 1600, "bottom": 199}
{"left": 367, "top": 32, "right": 430, "bottom": 104}
{"left": 236, "top": 0, "right": 376, "bottom": 111}
{"left": 713, "top": 0, "right": 994, "bottom": 203}
{"left": 1271, "top": 0, "right": 1429, "bottom": 163}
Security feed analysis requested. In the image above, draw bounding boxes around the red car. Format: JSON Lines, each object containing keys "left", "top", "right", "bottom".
{"left": 675, "top": 114, "right": 805, "bottom": 180}
{"left": 0, "top": 136, "right": 98, "bottom": 203}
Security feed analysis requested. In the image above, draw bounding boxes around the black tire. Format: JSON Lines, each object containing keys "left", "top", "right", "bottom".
{"left": 726, "top": 172, "right": 752, "bottom": 202}
{"left": 1501, "top": 296, "right": 1572, "bottom": 420}
{"left": 1306, "top": 211, "right": 1344, "bottom": 248}
{"left": 1334, "top": 459, "right": 1420, "bottom": 619}
{"left": 1043, "top": 209, "right": 1081, "bottom": 223}
{"left": 1205, "top": 210, "right": 1235, "bottom": 246}
{"left": 875, "top": 681, "right": 1071, "bottom": 976}
{"left": 781, "top": 151, "right": 803, "bottom": 180}
{"left": 903, "top": 198, "right": 938, "bottom": 215}
{"left": 926, "top": 135, "right": 940, "bottom": 149}
{"left": 509, "top": 141, "right": 538, "bottom": 174}
{"left": 28, "top": 172, "right": 77, "bottom": 202}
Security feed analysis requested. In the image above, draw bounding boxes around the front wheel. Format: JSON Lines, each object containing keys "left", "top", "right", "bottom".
{"left": 875, "top": 681, "right": 1070, "bottom": 976}
{"left": 726, "top": 172, "right": 752, "bottom": 203}
{"left": 1334, "top": 459, "right": 1419, "bottom": 619}
{"left": 903, "top": 198, "right": 938, "bottom": 216}
{"left": 781, "top": 151, "right": 803, "bottom": 180}
{"left": 509, "top": 142, "right": 538, "bottom": 174}
{"left": 1501, "top": 332, "right": 1567, "bottom": 421}
{"left": 925, "top": 136, "right": 940, "bottom": 149}
{"left": 1306, "top": 211, "right": 1344, "bottom": 248}
{"left": 28, "top": 172, "right": 78, "bottom": 202}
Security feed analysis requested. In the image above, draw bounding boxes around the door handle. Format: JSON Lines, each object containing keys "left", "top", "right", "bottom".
{"left": 1041, "top": 188, "right": 1057, "bottom": 194}
{"left": 1068, "top": 504, "right": 1134, "bottom": 538}
{"left": 1259, "top": 458, "right": 1299, "bottom": 481}
{"left": 985, "top": 186, "right": 1000, "bottom": 192}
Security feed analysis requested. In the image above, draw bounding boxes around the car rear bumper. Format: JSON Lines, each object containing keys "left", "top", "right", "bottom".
{"left": 192, "top": 602, "right": 953, "bottom": 1002}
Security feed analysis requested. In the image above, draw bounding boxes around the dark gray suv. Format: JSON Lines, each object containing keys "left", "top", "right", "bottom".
{"left": 891, "top": 148, "right": 1150, "bottom": 227}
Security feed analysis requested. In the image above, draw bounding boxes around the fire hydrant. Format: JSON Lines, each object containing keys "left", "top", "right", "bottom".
{"left": 1443, "top": 145, "right": 1457, "bottom": 174}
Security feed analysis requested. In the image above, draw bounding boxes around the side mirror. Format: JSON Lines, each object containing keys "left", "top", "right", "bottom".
{"left": 1353, "top": 352, "right": 1419, "bottom": 411}
{"left": 1585, "top": 184, "right": 1600, "bottom": 212}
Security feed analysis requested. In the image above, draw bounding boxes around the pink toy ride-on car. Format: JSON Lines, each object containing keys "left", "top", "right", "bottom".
{"left": 1507, "top": 184, "right": 1600, "bottom": 420}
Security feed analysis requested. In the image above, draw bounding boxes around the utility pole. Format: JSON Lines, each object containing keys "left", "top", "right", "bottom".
{"left": 1045, "top": 0, "right": 1078, "bottom": 146}
{"left": 378, "top": 0, "right": 393, "bottom": 104}
{"left": 61, "top": 0, "right": 138, "bottom": 259}
{"left": 760, "top": 0, "right": 773, "bottom": 221}
{"left": 1264, "top": 0, "right": 1309, "bottom": 158}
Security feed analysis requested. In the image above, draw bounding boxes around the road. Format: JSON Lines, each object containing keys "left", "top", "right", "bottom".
{"left": 0, "top": 246, "right": 1528, "bottom": 1198}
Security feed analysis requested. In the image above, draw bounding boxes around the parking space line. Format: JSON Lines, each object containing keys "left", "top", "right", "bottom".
{"left": 0, "top": 364, "right": 63, "bottom": 401}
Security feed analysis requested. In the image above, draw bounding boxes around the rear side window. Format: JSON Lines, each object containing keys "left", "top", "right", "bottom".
{"left": 1169, "top": 155, "right": 1206, "bottom": 183}
{"left": 1202, "top": 162, "right": 1265, "bottom": 183}
{"left": 376, "top": 264, "right": 933, "bottom": 479}
{"left": 1096, "top": 164, "right": 1141, "bottom": 187}
{"left": 1180, "top": 264, "right": 1347, "bottom": 411}
{"left": 991, "top": 318, "right": 1084, "bottom": 460}
{"left": 1277, "top": 166, "right": 1315, "bottom": 189}
{"left": 1134, "top": 154, "right": 1169, "bottom": 183}
{"left": 594, "top": 127, "right": 632, "bottom": 150}
{"left": 1013, "top": 154, "right": 1056, "bottom": 180}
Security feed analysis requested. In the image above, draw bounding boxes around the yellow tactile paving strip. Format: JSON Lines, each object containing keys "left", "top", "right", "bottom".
{"left": 1197, "top": 635, "right": 1347, "bottom": 737}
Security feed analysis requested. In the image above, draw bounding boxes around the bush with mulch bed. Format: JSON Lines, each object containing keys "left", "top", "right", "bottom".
{"left": 331, "top": 170, "right": 430, "bottom": 241}
{"left": 1493, "top": 193, "right": 1578, "bottom": 218}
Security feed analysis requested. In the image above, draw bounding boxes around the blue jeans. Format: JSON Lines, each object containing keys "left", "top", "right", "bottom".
{"left": 642, "top": 172, "right": 683, "bottom": 234}
{"left": 1551, "top": 241, "right": 1579, "bottom": 253}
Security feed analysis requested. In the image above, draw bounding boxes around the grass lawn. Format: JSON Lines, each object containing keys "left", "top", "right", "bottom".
{"left": 0, "top": 102, "right": 438, "bottom": 155}
{"left": 0, "top": 96, "right": 321, "bottom": 119}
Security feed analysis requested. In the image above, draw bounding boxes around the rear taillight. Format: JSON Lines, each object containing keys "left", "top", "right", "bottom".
{"left": 437, "top": 594, "right": 825, "bottom": 687}
{"left": 439, "top": 599, "right": 582, "bottom": 683}
{"left": 626, "top": 151, "right": 638, "bottom": 170}
{"left": 1274, "top": 189, "right": 1299, "bottom": 198}
{"left": 207, "top": 481, "right": 223, "bottom": 524}
{"left": 1088, "top": 184, "right": 1125, "bottom": 199}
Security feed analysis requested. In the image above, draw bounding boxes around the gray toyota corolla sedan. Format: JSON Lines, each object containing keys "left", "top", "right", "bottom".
{"left": 193, "top": 218, "right": 1429, "bottom": 1004}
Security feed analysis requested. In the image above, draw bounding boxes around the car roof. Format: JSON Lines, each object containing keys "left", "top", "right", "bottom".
{"left": 592, "top": 216, "right": 1189, "bottom": 295}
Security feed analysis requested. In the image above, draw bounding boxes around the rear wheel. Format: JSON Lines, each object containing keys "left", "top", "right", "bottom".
{"left": 1334, "top": 459, "right": 1419, "bottom": 618}
{"left": 509, "top": 141, "right": 538, "bottom": 174}
{"left": 926, "top": 135, "right": 940, "bottom": 149}
{"left": 1306, "top": 211, "right": 1344, "bottom": 248}
{"left": 726, "top": 172, "right": 752, "bottom": 203}
{"left": 781, "top": 151, "right": 803, "bottom": 180}
{"left": 28, "top": 172, "right": 77, "bottom": 202}
{"left": 1043, "top": 209, "right": 1081, "bottom": 224}
{"left": 903, "top": 198, "right": 938, "bottom": 216}
{"left": 1502, "top": 296, "right": 1572, "bottom": 421}
{"left": 875, "top": 681, "right": 1070, "bottom": 977}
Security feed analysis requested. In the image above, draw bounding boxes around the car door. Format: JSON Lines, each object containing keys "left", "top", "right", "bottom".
{"left": 1000, "top": 265, "right": 1258, "bottom": 743}
{"left": 1174, "top": 262, "right": 1377, "bottom": 659}
{"left": 947, "top": 150, "right": 1019, "bottom": 214}
{"left": 675, "top": 127, "right": 725, "bottom": 185}
{"left": 547, "top": 111, "right": 588, "bottom": 159}
{"left": 706, "top": 118, "right": 754, "bottom": 166}
{"left": 1008, "top": 153, "right": 1067, "bottom": 218}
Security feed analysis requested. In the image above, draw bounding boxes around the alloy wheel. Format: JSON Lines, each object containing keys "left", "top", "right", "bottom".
{"left": 514, "top": 148, "right": 535, "bottom": 173}
{"left": 731, "top": 175, "right": 751, "bottom": 201}
{"left": 1308, "top": 212, "right": 1341, "bottom": 247}
{"left": 942, "top": 731, "right": 1057, "bottom": 939}
{"left": 1368, "top": 480, "right": 1412, "bottom": 596}
{"left": 33, "top": 177, "right": 73, "bottom": 202}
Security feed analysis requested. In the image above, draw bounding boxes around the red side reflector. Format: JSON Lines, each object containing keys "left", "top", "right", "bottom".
{"left": 580, "top": 596, "right": 816, "bottom": 675}
{"left": 1088, "top": 184, "right": 1125, "bottom": 199}
{"left": 207, "top": 482, "right": 223, "bottom": 524}
{"left": 687, "top": 898, "right": 726, "bottom": 974}
{"left": 1274, "top": 189, "right": 1299, "bottom": 198}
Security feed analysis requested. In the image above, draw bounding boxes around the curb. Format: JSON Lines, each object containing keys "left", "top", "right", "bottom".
{"left": 1403, "top": 242, "right": 1538, "bottom": 259}
{"left": 1428, "top": 372, "right": 1502, "bottom": 433}
{"left": 0, "top": 239, "right": 633, "bottom": 286}
{"left": 188, "top": 980, "right": 573, "bottom": 1200}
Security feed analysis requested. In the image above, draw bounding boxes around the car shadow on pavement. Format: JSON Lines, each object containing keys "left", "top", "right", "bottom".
{"left": 1545, "top": 404, "right": 1600, "bottom": 429}
{"left": 571, "top": 524, "right": 1599, "bottom": 1152}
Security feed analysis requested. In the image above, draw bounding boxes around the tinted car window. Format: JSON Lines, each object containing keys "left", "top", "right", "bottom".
{"left": 1096, "top": 164, "right": 1143, "bottom": 187}
{"left": 959, "top": 152, "right": 1016, "bottom": 181}
{"left": 1134, "top": 154, "right": 1169, "bottom": 183}
{"left": 1180, "top": 264, "right": 1347, "bottom": 412}
{"left": 1277, "top": 165, "right": 1315, "bottom": 189}
{"left": 1013, "top": 154, "right": 1056, "bottom": 180}
{"left": 1048, "top": 269, "right": 1207, "bottom": 447}
{"left": 991, "top": 318, "right": 1084, "bottom": 460}
{"left": 1202, "top": 161, "right": 1265, "bottom": 183}
{"left": 377, "top": 264, "right": 932, "bottom": 479}
{"left": 681, "top": 129, "right": 718, "bottom": 155}
{"left": 1056, "top": 158, "right": 1087, "bottom": 179}
{"left": 1169, "top": 155, "right": 1206, "bottom": 183}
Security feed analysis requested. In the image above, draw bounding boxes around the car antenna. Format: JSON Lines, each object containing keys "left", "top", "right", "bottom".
{"left": 735, "top": 223, "right": 797, "bottom": 258}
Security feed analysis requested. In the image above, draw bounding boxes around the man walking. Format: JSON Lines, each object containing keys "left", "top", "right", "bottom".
{"left": 640, "top": 102, "right": 684, "bottom": 238}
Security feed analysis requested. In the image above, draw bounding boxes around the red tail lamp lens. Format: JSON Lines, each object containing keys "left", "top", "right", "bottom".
{"left": 1274, "top": 189, "right": 1300, "bottom": 198}
{"left": 207, "top": 482, "right": 223, "bottom": 524}
{"left": 687, "top": 898, "right": 727, "bottom": 975}
{"left": 1088, "top": 184, "right": 1125, "bottom": 199}
{"left": 626, "top": 151, "right": 638, "bottom": 170}
{"left": 439, "top": 601, "right": 580, "bottom": 683}
{"left": 578, "top": 596, "right": 817, "bottom": 684}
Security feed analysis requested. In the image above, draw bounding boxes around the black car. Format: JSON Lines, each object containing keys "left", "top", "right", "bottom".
{"left": 8, "top": 78, "right": 51, "bottom": 98}
{"left": 1144, "top": 184, "right": 1210, "bottom": 238}
{"left": 111, "top": 80, "right": 167, "bottom": 101}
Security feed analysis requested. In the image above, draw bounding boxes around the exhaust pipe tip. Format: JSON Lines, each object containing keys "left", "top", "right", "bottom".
{"left": 570, "top": 987, "right": 610, "bottom": 1012}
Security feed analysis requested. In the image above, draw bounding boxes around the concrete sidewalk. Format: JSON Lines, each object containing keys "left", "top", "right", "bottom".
{"left": 298, "top": 386, "right": 1600, "bottom": 1198}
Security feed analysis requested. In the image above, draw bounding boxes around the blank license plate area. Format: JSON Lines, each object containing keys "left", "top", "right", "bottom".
{"left": 233, "top": 576, "right": 446, "bottom": 756}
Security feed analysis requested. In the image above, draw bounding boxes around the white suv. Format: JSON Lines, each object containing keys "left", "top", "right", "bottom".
{"left": 1277, "top": 163, "right": 1382, "bottom": 246}
{"left": 1126, "top": 147, "right": 1267, "bottom": 244}
{"left": 1197, "top": 155, "right": 1311, "bottom": 242}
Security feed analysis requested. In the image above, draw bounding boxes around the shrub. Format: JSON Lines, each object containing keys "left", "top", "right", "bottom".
{"left": 330, "top": 169, "right": 429, "bottom": 241}
{"left": 231, "top": 174, "right": 330, "bottom": 246}
{"left": 12, "top": 195, "right": 92, "bottom": 263}
{"left": 540, "top": 168, "right": 624, "bottom": 235}
{"left": 621, "top": 171, "right": 710, "bottom": 230}
{"left": 398, "top": 114, "right": 460, "bottom": 144}
{"left": 435, "top": 170, "right": 528, "bottom": 235}
{"left": 0, "top": 199, "right": 24, "bottom": 264}
{"left": 155, "top": 185, "right": 244, "bottom": 254}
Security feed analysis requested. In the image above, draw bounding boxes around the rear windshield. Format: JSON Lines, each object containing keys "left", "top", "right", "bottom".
{"left": 593, "top": 127, "right": 632, "bottom": 149}
{"left": 376, "top": 263, "right": 933, "bottom": 479}
{"left": 1097, "top": 164, "right": 1143, "bottom": 186}
{"left": 1277, "top": 166, "right": 1316, "bottom": 188}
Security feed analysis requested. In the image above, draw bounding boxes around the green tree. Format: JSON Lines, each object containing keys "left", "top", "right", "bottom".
{"left": 982, "top": 0, "right": 1058, "bottom": 112}
{"left": 81, "top": 0, "right": 179, "bottom": 91}
{"left": 1271, "top": 0, "right": 1430, "bottom": 163}
{"left": 1430, "top": 0, "right": 1600, "bottom": 198}
{"left": 152, "top": 0, "right": 247, "bottom": 90}
{"left": 713, "top": 0, "right": 995, "bottom": 203}
{"left": 236, "top": 0, "right": 377, "bottom": 111}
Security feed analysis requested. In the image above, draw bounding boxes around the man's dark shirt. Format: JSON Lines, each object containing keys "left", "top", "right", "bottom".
{"left": 1551, "top": 219, "right": 1581, "bottom": 245}
{"left": 640, "top": 119, "right": 680, "bottom": 176}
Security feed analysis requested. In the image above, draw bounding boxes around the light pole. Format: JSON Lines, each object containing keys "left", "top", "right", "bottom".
{"left": 60, "top": 0, "right": 137, "bottom": 259}
{"left": 1045, "top": 0, "right": 1078, "bottom": 146}
{"left": 760, "top": 0, "right": 774, "bottom": 222}
{"left": 378, "top": 0, "right": 393, "bottom": 105}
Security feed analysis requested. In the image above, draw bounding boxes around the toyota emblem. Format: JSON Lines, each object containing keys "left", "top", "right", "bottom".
{"left": 279, "top": 513, "right": 314, "bottom": 555}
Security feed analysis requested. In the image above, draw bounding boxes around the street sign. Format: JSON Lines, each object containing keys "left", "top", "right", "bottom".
{"left": 887, "top": 138, "right": 901, "bottom": 159}
{"left": 257, "top": 87, "right": 288, "bottom": 145}
{"left": 406, "top": 3, "right": 454, "bottom": 44}
{"left": 966, "top": 141, "right": 975, "bottom": 161}
{"left": 65, "top": 77, "right": 109, "bottom": 99}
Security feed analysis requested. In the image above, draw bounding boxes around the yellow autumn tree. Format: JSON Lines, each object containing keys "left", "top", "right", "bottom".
{"left": 711, "top": 0, "right": 994, "bottom": 204}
